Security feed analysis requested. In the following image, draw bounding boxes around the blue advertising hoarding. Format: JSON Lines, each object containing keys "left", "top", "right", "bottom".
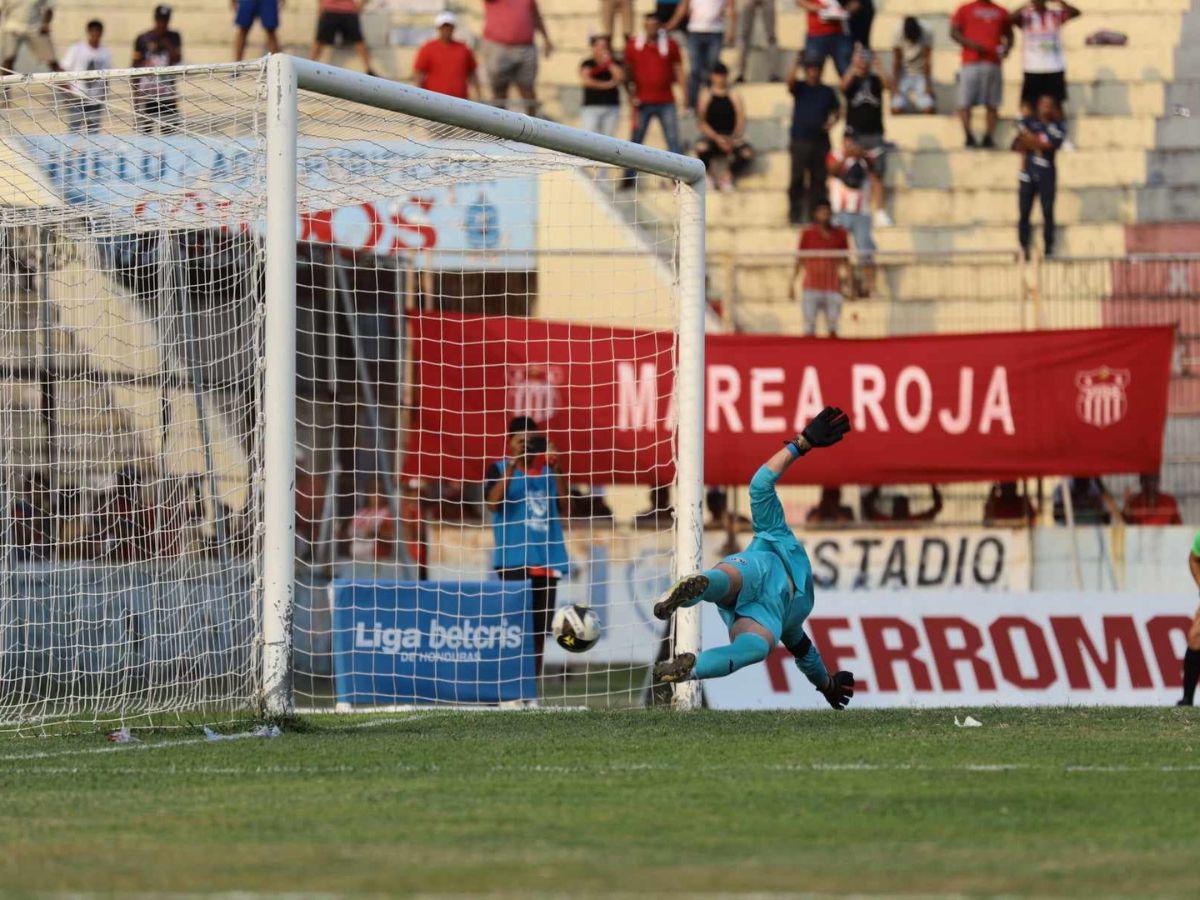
{"left": 330, "top": 580, "right": 536, "bottom": 705}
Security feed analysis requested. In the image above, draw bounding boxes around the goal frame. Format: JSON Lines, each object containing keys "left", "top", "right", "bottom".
{"left": 262, "top": 54, "right": 706, "bottom": 713}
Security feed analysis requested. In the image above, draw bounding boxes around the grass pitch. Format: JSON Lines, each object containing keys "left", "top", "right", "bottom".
{"left": 2, "top": 708, "right": 1198, "bottom": 896}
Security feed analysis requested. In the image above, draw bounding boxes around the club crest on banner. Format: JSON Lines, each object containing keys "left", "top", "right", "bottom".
{"left": 1075, "top": 366, "right": 1130, "bottom": 428}
{"left": 507, "top": 364, "right": 564, "bottom": 423}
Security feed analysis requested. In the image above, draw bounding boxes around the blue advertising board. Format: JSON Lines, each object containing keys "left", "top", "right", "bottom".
{"left": 330, "top": 580, "right": 536, "bottom": 705}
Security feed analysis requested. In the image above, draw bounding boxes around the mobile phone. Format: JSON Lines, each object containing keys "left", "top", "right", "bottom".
{"left": 526, "top": 435, "right": 547, "bottom": 455}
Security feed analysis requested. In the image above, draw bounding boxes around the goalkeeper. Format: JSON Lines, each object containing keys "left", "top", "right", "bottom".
{"left": 653, "top": 405, "right": 855, "bottom": 710}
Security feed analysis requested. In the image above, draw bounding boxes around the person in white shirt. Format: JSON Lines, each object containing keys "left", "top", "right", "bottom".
{"left": 1, "top": 0, "right": 59, "bottom": 72}
{"left": 826, "top": 136, "right": 878, "bottom": 297}
{"left": 61, "top": 20, "right": 112, "bottom": 133}
{"left": 890, "top": 16, "right": 933, "bottom": 114}
{"left": 1011, "top": 0, "right": 1079, "bottom": 114}
{"left": 665, "top": 0, "right": 735, "bottom": 111}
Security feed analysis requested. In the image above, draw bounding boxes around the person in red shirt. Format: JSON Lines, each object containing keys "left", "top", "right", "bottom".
{"left": 621, "top": 11, "right": 685, "bottom": 185}
{"left": 412, "top": 11, "right": 479, "bottom": 100}
{"left": 798, "top": 0, "right": 852, "bottom": 76}
{"left": 1122, "top": 474, "right": 1183, "bottom": 525}
{"left": 481, "top": 0, "right": 553, "bottom": 115}
{"left": 788, "top": 199, "right": 849, "bottom": 336}
{"left": 950, "top": 0, "right": 1011, "bottom": 147}
{"left": 309, "top": 0, "right": 376, "bottom": 75}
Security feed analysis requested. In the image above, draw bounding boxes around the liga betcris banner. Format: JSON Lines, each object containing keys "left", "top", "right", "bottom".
{"left": 404, "top": 314, "right": 1173, "bottom": 485}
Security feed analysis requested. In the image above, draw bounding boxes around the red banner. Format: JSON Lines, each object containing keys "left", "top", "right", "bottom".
{"left": 404, "top": 314, "right": 1173, "bottom": 486}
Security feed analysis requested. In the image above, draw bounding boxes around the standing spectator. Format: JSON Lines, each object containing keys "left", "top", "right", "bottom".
{"left": 1122, "top": 474, "right": 1182, "bottom": 525}
{"left": 484, "top": 416, "right": 569, "bottom": 678}
{"left": 890, "top": 16, "right": 933, "bottom": 114}
{"left": 623, "top": 12, "right": 685, "bottom": 184}
{"left": 131, "top": 5, "right": 182, "bottom": 135}
{"left": 61, "top": 20, "right": 111, "bottom": 134}
{"left": 1, "top": 0, "right": 59, "bottom": 73}
{"left": 807, "top": 486, "right": 855, "bottom": 524}
{"left": 983, "top": 481, "right": 1036, "bottom": 525}
{"left": 845, "top": 0, "right": 873, "bottom": 50}
{"left": 863, "top": 484, "right": 943, "bottom": 522}
{"left": 480, "top": 0, "right": 553, "bottom": 116}
{"left": 789, "top": 199, "right": 849, "bottom": 337}
{"left": 786, "top": 54, "right": 839, "bottom": 224}
{"left": 600, "top": 0, "right": 633, "bottom": 44}
{"left": 656, "top": 0, "right": 684, "bottom": 33}
{"left": 309, "top": 0, "right": 376, "bottom": 76}
{"left": 840, "top": 48, "right": 892, "bottom": 227}
{"left": 798, "top": 0, "right": 851, "bottom": 77}
{"left": 666, "top": 0, "right": 735, "bottom": 113}
{"left": 232, "top": 0, "right": 280, "bottom": 60}
{"left": 579, "top": 32, "right": 624, "bottom": 136}
{"left": 827, "top": 136, "right": 878, "bottom": 297}
{"left": 734, "top": 0, "right": 778, "bottom": 83}
{"left": 1177, "top": 530, "right": 1200, "bottom": 706}
{"left": 1011, "top": 0, "right": 1079, "bottom": 114}
{"left": 413, "top": 11, "right": 479, "bottom": 100}
{"left": 1014, "top": 94, "right": 1064, "bottom": 258}
{"left": 1052, "top": 476, "right": 1118, "bottom": 525}
{"left": 695, "top": 62, "right": 753, "bottom": 190}
{"left": 950, "top": 0, "right": 1011, "bottom": 148}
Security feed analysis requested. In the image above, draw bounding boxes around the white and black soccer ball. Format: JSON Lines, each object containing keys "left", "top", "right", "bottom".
{"left": 551, "top": 604, "right": 601, "bottom": 653}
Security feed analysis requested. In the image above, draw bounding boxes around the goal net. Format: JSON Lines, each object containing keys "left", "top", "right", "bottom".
{"left": 0, "top": 56, "right": 705, "bottom": 730}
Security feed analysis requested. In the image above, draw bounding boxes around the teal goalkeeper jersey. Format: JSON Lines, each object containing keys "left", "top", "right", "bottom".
{"left": 744, "top": 465, "right": 816, "bottom": 644}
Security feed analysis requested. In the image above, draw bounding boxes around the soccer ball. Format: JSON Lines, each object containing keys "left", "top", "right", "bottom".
{"left": 551, "top": 604, "right": 601, "bottom": 653}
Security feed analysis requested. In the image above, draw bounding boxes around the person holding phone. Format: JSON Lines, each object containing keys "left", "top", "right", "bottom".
{"left": 484, "top": 416, "right": 570, "bottom": 679}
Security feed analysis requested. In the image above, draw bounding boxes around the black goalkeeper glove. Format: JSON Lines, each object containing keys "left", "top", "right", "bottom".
{"left": 819, "top": 671, "right": 855, "bottom": 710}
{"left": 801, "top": 406, "right": 851, "bottom": 449}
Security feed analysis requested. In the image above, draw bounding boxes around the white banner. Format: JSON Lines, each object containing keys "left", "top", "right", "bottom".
{"left": 705, "top": 528, "right": 1030, "bottom": 592}
{"left": 702, "top": 591, "right": 1196, "bottom": 708}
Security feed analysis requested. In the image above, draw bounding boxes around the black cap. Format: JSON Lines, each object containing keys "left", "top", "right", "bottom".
{"left": 508, "top": 415, "right": 538, "bottom": 435}
{"left": 154, "top": 4, "right": 172, "bottom": 19}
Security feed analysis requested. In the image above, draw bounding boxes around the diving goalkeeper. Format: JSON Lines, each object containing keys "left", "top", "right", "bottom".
{"left": 653, "top": 405, "right": 856, "bottom": 710}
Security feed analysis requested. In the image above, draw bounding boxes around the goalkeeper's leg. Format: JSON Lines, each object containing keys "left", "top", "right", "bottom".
{"left": 655, "top": 618, "right": 773, "bottom": 683}
{"left": 653, "top": 563, "right": 742, "bottom": 620}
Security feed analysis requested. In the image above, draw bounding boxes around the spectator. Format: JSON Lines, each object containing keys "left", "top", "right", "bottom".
{"left": 950, "top": 0, "right": 1011, "bottom": 148}
{"left": 863, "top": 484, "right": 943, "bottom": 522}
{"left": 61, "top": 20, "right": 111, "bottom": 134}
{"left": 826, "top": 136, "right": 878, "bottom": 297}
{"left": 845, "top": 0, "right": 873, "bottom": 50}
{"left": 622, "top": 12, "right": 685, "bottom": 185}
{"left": 1014, "top": 94, "right": 1064, "bottom": 258}
{"left": 1122, "top": 474, "right": 1182, "bottom": 525}
{"left": 786, "top": 54, "right": 839, "bottom": 224}
{"left": 734, "top": 0, "right": 778, "bottom": 83}
{"left": 344, "top": 481, "right": 398, "bottom": 563}
{"left": 666, "top": 0, "right": 734, "bottom": 112}
{"left": 1052, "top": 476, "right": 1118, "bottom": 525}
{"left": 695, "top": 62, "right": 754, "bottom": 190}
{"left": 656, "top": 0, "right": 684, "bottom": 33}
{"left": 789, "top": 199, "right": 849, "bottom": 336}
{"left": 232, "top": 0, "right": 280, "bottom": 61}
{"left": 309, "top": 0, "right": 375, "bottom": 76}
{"left": 132, "top": 5, "right": 183, "bottom": 135}
{"left": 413, "top": 11, "right": 479, "bottom": 100}
{"left": 797, "top": 0, "right": 851, "bottom": 77}
{"left": 579, "top": 32, "right": 624, "bottom": 136}
{"left": 480, "top": 0, "right": 552, "bottom": 116}
{"left": 484, "top": 416, "right": 569, "bottom": 677}
{"left": 840, "top": 48, "right": 892, "bottom": 227}
{"left": 600, "top": 0, "right": 633, "bottom": 44}
{"left": 983, "top": 481, "right": 1036, "bottom": 525}
{"left": 807, "top": 486, "right": 855, "bottom": 524}
{"left": 1011, "top": 0, "right": 1079, "bottom": 115}
{"left": 1, "top": 0, "right": 59, "bottom": 73}
{"left": 890, "top": 16, "right": 933, "bottom": 114}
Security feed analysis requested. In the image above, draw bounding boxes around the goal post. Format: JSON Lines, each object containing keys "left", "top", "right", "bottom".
{"left": 0, "top": 54, "right": 707, "bottom": 729}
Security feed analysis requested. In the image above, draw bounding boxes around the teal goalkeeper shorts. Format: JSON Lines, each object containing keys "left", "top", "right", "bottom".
{"left": 715, "top": 550, "right": 791, "bottom": 643}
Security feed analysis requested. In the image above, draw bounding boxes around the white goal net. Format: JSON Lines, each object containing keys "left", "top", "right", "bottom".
{"left": 0, "top": 57, "right": 705, "bottom": 730}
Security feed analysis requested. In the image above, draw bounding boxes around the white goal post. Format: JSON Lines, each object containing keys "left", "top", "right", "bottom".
{"left": 0, "top": 54, "right": 707, "bottom": 728}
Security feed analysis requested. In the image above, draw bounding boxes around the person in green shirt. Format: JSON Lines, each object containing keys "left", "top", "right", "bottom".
{"left": 1179, "top": 530, "right": 1200, "bottom": 706}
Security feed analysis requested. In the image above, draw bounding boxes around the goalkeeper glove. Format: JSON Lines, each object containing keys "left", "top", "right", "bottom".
{"left": 802, "top": 406, "right": 851, "bottom": 449}
{"left": 819, "top": 671, "right": 855, "bottom": 710}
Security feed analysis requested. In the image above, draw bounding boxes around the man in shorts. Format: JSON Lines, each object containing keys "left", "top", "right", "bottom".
{"left": 309, "top": 0, "right": 375, "bottom": 76}
{"left": 1011, "top": 0, "right": 1079, "bottom": 115}
{"left": 2, "top": 0, "right": 59, "bottom": 73}
{"left": 481, "top": 0, "right": 553, "bottom": 116}
{"left": 789, "top": 199, "right": 849, "bottom": 337}
{"left": 232, "top": 0, "right": 281, "bottom": 61}
{"left": 950, "top": 0, "right": 1011, "bottom": 148}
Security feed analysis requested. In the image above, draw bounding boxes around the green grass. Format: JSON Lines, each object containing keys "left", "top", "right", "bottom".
{"left": 2, "top": 709, "right": 1199, "bottom": 896}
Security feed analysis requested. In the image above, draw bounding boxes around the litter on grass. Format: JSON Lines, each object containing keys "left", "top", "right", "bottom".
{"left": 202, "top": 724, "right": 282, "bottom": 742}
{"left": 954, "top": 716, "right": 983, "bottom": 728}
{"left": 106, "top": 727, "right": 139, "bottom": 743}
